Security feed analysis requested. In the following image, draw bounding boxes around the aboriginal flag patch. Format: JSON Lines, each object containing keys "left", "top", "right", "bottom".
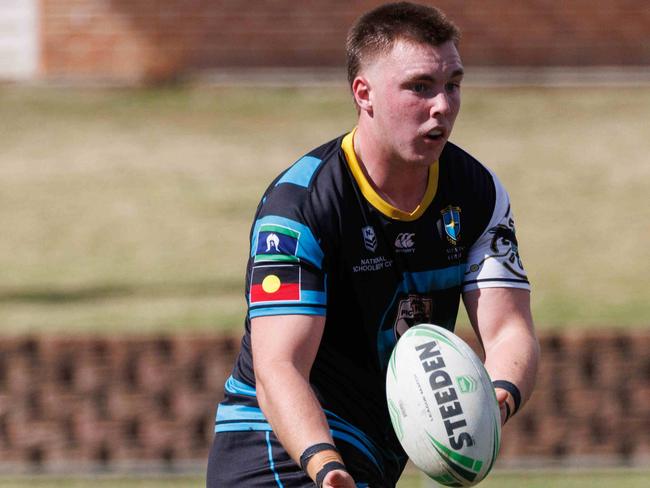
{"left": 254, "top": 224, "right": 300, "bottom": 263}
{"left": 250, "top": 264, "right": 301, "bottom": 303}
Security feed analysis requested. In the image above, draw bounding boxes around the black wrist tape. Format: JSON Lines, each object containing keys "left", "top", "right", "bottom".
{"left": 493, "top": 380, "right": 522, "bottom": 415}
{"left": 299, "top": 443, "right": 339, "bottom": 473}
{"left": 316, "top": 461, "right": 347, "bottom": 488}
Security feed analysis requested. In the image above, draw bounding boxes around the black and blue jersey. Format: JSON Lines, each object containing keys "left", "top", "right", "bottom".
{"left": 210, "top": 129, "right": 529, "bottom": 487}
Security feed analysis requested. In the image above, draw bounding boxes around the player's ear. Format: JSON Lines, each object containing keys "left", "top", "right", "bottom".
{"left": 352, "top": 76, "right": 373, "bottom": 115}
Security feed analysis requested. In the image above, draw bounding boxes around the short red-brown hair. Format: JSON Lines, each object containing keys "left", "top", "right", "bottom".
{"left": 346, "top": 2, "right": 460, "bottom": 86}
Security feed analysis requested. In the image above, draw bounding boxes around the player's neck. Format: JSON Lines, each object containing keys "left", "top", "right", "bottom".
{"left": 353, "top": 126, "right": 430, "bottom": 213}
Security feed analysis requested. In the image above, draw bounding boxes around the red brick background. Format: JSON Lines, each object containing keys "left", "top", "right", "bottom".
{"left": 0, "top": 331, "right": 648, "bottom": 470}
{"left": 0, "top": 335, "right": 238, "bottom": 468}
{"left": 40, "top": 1, "right": 650, "bottom": 82}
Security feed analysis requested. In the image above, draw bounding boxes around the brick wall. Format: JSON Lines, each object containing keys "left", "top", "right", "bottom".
{"left": 0, "top": 331, "right": 648, "bottom": 471}
{"left": 502, "top": 332, "right": 650, "bottom": 462}
{"left": 0, "top": 335, "right": 238, "bottom": 469}
{"left": 40, "top": 1, "right": 650, "bottom": 82}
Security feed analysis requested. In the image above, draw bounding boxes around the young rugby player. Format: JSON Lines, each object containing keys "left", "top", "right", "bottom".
{"left": 207, "top": 3, "right": 539, "bottom": 487}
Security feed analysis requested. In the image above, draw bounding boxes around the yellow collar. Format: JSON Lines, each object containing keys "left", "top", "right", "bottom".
{"left": 341, "top": 129, "right": 439, "bottom": 222}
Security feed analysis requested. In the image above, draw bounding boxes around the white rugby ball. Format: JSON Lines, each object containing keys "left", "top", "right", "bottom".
{"left": 386, "top": 324, "right": 501, "bottom": 487}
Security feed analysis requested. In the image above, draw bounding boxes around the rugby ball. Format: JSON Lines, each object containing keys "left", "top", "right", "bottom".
{"left": 386, "top": 324, "right": 500, "bottom": 486}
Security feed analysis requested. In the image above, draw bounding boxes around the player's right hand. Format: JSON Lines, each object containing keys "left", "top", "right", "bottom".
{"left": 495, "top": 388, "right": 509, "bottom": 425}
{"left": 322, "top": 468, "right": 357, "bottom": 488}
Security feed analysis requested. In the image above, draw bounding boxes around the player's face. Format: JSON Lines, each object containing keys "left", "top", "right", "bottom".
{"left": 362, "top": 39, "right": 463, "bottom": 165}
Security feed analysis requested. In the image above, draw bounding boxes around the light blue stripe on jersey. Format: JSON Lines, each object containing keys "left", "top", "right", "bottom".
{"left": 214, "top": 403, "right": 271, "bottom": 433}
{"left": 299, "top": 290, "right": 327, "bottom": 305}
{"left": 249, "top": 305, "right": 326, "bottom": 319}
{"left": 266, "top": 431, "right": 285, "bottom": 488}
{"left": 225, "top": 375, "right": 256, "bottom": 397}
{"left": 217, "top": 404, "right": 267, "bottom": 422}
{"left": 251, "top": 215, "right": 324, "bottom": 269}
{"left": 275, "top": 156, "right": 322, "bottom": 188}
{"left": 215, "top": 422, "right": 272, "bottom": 432}
{"left": 401, "top": 265, "right": 465, "bottom": 292}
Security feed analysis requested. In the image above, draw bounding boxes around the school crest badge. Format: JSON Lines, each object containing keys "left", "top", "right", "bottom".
{"left": 441, "top": 205, "right": 461, "bottom": 245}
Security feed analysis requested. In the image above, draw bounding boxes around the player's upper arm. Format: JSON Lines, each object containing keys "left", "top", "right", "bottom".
{"left": 251, "top": 315, "right": 326, "bottom": 379}
{"left": 247, "top": 181, "right": 328, "bottom": 320}
{"left": 462, "top": 172, "right": 530, "bottom": 292}
{"left": 463, "top": 287, "right": 534, "bottom": 345}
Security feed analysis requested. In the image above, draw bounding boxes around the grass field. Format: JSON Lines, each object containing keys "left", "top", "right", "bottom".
{"left": 1, "top": 85, "right": 648, "bottom": 334}
{"left": 1, "top": 470, "right": 649, "bottom": 487}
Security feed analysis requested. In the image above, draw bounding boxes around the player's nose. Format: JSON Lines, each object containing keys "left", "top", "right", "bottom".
{"left": 430, "top": 91, "right": 451, "bottom": 117}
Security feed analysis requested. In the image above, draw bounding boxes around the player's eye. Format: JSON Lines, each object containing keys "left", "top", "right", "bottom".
{"left": 445, "top": 82, "right": 461, "bottom": 93}
{"left": 412, "top": 82, "right": 428, "bottom": 94}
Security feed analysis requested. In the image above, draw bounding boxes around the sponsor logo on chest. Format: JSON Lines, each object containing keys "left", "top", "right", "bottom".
{"left": 394, "top": 233, "right": 416, "bottom": 253}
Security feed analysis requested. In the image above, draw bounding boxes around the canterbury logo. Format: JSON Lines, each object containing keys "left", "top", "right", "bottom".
{"left": 395, "top": 233, "right": 415, "bottom": 249}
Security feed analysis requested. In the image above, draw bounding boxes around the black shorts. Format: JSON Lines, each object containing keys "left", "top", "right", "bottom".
{"left": 206, "top": 429, "right": 393, "bottom": 488}
{"left": 206, "top": 430, "right": 313, "bottom": 487}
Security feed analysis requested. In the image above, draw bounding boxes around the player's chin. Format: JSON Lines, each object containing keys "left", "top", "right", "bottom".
{"left": 412, "top": 144, "right": 445, "bottom": 164}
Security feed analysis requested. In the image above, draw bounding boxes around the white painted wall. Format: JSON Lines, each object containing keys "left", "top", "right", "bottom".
{"left": 0, "top": 0, "right": 39, "bottom": 80}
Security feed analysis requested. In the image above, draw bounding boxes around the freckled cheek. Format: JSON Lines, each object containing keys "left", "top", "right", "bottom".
{"left": 382, "top": 101, "right": 421, "bottom": 125}
{"left": 398, "top": 99, "right": 432, "bottom": 122}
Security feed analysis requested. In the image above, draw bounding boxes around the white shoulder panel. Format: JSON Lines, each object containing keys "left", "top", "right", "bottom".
{"left": 462, "top": 171, "right": 530, "bottom": 292}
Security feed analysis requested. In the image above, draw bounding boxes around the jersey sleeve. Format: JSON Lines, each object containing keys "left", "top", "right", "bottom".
{"left": 462, "top": 172, "right": 530, "bottom": 292}
{"left": 246, "top": 182, "right": 327, "bottom": 319}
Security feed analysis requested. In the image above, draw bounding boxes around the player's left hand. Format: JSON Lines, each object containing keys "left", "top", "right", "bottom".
{"left": 495, "top": 388, "right": 509, "bottom": 426}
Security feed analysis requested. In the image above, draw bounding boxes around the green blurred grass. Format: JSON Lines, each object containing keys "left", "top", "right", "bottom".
{"left": 0, "top": 470, "right": 648, "bottom": 487}
{"left": 477, "top": 470, "right": 650, "bottom": 488}
{"left": 1, "top": 86, "right": 648, "bottom": 334}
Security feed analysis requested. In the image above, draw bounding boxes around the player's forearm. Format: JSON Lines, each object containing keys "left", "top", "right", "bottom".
{"left": 464, "top": 288, "right": 540, "bottom": 416}
{"left": 483, "top": 320, "right": 540, "bottom": 410}
{"left": 250, "top": 315, "right": 351, "bottom": 485}
{"left": 256, "top": 360, "right": 334, "bottom": 465}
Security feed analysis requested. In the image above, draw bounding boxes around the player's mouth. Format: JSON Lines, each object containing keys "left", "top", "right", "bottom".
{"left": 424, "top": 127, "right": 447, "bottom": 142}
